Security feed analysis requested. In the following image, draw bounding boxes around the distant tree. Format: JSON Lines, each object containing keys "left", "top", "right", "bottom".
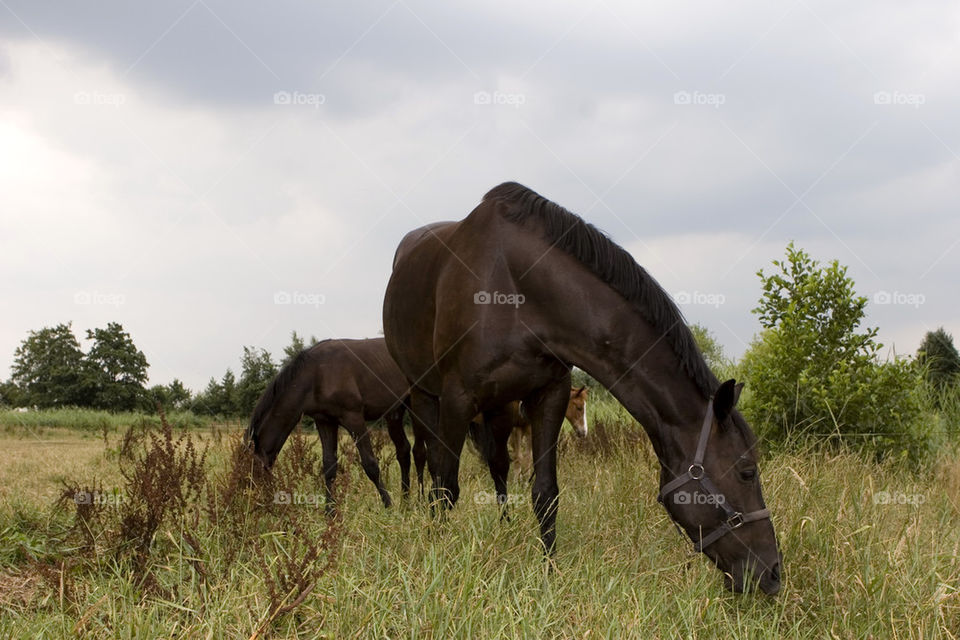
{"left": 194, "top": 377, "right": 224, "bottom": 416}
{"left": 11, "top": 323, "right": 88, "bottom": 407}
{"left": 0, "top": 379, "right": 25, "bottom": 407}
{"left": 237, "top": 347, "right": 278, "bottom": 416}
{"left": 689, "top": 323, "right": 731, "bottom": 378}
{"left": 917, "top": 327, "right": 960, "bottom": 392}
{"left": 220, "top": 369, "right": 239, "bottom": 416}
{"left": 144, "top": 378, "right": 193, "bottom": 412}
{"left": 165, "top": 378, "right": 192, "bottom": 410}
{"left": 282, "top": 331, "right": 319, "bottom": 366}
{"left": 84, "top": 322, "right": 149, "bottom": 411}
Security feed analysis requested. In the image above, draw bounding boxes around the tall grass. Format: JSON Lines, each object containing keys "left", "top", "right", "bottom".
{"left": 0, "top": 407, "right": 210, "bottom": 432}
{"left": 0, "top": 396, "right": 958, "bottom": 638}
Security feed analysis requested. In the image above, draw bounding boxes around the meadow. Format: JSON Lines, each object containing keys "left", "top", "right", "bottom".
{"left": 0, "top": 399, "right": 958, "bottom": 639}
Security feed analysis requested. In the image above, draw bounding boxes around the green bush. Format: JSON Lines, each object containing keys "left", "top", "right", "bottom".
{"left": 739, "top": 243, "right": 931, "bottom": 463}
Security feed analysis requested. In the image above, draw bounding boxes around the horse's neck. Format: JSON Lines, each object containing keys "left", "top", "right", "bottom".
{"left": 533, "top": 277, "right": 707, "bottom": 454}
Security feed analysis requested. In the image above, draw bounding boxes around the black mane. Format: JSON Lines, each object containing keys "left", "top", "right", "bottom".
{"left": 246, "top": 347, "right": 312, "bottom": 443}
{"left": 483, "top": 181, "right": 718, "bottom": 397}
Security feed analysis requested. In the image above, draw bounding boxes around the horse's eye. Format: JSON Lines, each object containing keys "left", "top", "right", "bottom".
{"left": 740, "top": 467, "right": 757, "bottom": 482}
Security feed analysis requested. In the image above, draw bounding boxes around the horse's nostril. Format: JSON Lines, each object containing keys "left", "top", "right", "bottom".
{"left": 769, "top": 562, "right": 781, "bottom": 583}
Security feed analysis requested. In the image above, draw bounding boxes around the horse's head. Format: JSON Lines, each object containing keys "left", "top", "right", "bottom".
{"left": 245, "top": 383, "right": 302, "bottom": 472}
{"left": 658, "top": 379, "right": 781, "bottom": 595}
{"left": 565, "top": 386, "right": 589, "bottom": 437}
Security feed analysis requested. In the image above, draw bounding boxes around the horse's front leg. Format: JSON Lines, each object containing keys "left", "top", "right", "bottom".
{"left": 482, "top": 405, "right": 515, "bottom": 520}
{"left": 524, "top": 373, "right": 572, "bottom": 556}
{"left": 428, "top": 378, "right": 474, "bottom": 509}
{"left": 314, "top": 418, "right": 339, "bottom": 516}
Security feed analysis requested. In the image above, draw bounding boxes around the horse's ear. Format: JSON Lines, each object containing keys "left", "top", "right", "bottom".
{"left": 576, "top": 386, "right": 586, "bottom": 396}
{"left": 713, "top": 379, "right": 743, "bottom": 422}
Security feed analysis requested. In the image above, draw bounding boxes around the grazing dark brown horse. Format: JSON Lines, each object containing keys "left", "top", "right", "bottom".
{"left": 246, "top": 338, "right": 426, "bottom": 509}
{"left": 383, "top": 183, "right": 781, "bottom": 594}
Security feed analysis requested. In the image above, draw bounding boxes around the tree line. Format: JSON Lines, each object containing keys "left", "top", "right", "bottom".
{"left": 0, "top": 323, "right": 319, "bottom": 418}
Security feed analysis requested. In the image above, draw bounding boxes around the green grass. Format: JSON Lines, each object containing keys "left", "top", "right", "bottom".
{"left": 0, "top": 399, "right": 958, "bottom": 638}
{"left": 0, "top": 407, "right": 210, "bottom": 432}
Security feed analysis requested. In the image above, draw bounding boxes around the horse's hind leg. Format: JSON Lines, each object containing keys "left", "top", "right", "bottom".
{"left": 524, "top": 375, "right": 571, "bottom": 556}
{"left": 386, "top": 408, "right": 412, "bottom": 498}
{"left": 343, "top": 413, "right": 392, "bottom": 508}
{"left": 315, "top": 418, "right": 339, "bottom": 515}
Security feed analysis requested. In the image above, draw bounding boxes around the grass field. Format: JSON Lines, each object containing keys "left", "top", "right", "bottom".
{"left": 0, "top": 403, "right": 958, "bottom": 639}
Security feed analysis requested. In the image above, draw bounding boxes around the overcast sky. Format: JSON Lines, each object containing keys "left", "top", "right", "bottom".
{"left": 1, "top": 0, "right": 957, "bottom": 391}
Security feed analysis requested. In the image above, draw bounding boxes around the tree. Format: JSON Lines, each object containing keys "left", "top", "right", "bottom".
{"left": 11, "top": 323, "right": 88, "bottom": 407}
{"left": 0, "top": 379, "right": 25, "bottom": 408}
{"left": 84, "top": 322, "right": 149, "bottom": 411}
{"left": 689, "top": 323, "right": 731, "bottom": 378}
{"left": 282, "top": 331, "right": 319, "bottom": 366}
{"left": 740, "top": 243, "right": 927, "bottom": 461}
{"left": 219, "top": 369, "right": 239, "bottom": 416}
{"left": 237, "top": 347, "right": 277, "bottom": 416}
{"left": 144, "top": 378, "right": 193, "bottom": 412}
{"left": 194, "top": 377, "right": 224, "bottom": 416}
{"left": 917, "top": 328, "right": 960, "bottom": 392}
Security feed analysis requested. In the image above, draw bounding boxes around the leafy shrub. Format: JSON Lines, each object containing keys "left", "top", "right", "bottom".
{"left": 739, "top": 243, "right": 931, "bottom": 462}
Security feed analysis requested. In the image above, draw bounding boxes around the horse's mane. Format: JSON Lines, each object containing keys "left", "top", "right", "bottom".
{"left": 246, "top": 346, "right": 315, "bottom": 443}
{"left": 483, "top": 182, "right": 718, "bottom": 398}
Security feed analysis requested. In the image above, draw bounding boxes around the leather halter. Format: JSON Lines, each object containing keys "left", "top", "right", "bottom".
{"left": 657, "top": 398, "right": 771, "bottom": 552}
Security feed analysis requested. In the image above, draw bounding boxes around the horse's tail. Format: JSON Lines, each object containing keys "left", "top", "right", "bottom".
{"left": 466, "top": 416, "right": 494, "bottom": 463}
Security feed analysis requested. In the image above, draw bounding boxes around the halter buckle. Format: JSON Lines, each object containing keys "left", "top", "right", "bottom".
{"left": 688, "top": 463, "right": 705, "bottom": 480}
{"left": 727, "top": 512, "right": 744, "bottom": 529}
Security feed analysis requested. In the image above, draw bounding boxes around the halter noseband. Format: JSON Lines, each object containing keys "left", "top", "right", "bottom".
{"left": 657, "top": 398, "right": 771, "bottom": 552}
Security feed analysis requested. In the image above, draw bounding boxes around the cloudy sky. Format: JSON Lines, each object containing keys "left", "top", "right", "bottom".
{"left": 1, "top": 0, "right": 957, "bottom": 391}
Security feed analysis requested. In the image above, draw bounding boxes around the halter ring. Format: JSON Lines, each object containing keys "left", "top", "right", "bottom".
{"left": 688, "top": 463, "right": 705, "bottom": 480}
